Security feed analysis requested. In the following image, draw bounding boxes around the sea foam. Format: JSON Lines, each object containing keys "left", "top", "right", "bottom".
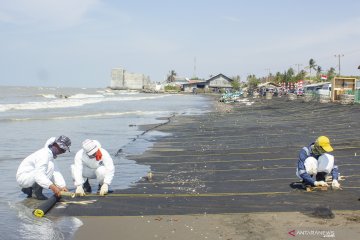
{"left": 0, "top": 94, "right": 168, "bottom": 112}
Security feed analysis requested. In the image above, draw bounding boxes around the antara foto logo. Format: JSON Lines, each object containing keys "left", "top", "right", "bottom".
{"left": 288, "top": 230, "right": 296, "bottom": 237}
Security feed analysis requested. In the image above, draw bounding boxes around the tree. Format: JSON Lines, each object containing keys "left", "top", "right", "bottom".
{"left": 231, "top": 79, "right": 240, "bottom": 90}
{"left": 294, "top": 70, "right": 306, "bottom": 82}
{"left": 247, "top": 74, "right": 259, "bottom": 89}
{"left": 231, "top": 75, "right": 240, "bottom": 82}
{"left": 281, "top": 68, "right": 295, "bottom": 84}
{"left": 287, "top": 68, "right": 295, "bottom": 82}
{"left": 166, "top": 70, "right": 177, "bottom": 83}
{"left": 308, "top": 58, "right": 317, "bottom": 79}
{"left": 315, "top": 66, "right": 322, "bottom": 82}
{"left": 327, "top": 67, "right": 336, "bottom": 81}
{"left": 230, "top": 75, "right": 241, "bottom": 90}
{"left": 274, "top": 72, "right": 283, "bottom": 84}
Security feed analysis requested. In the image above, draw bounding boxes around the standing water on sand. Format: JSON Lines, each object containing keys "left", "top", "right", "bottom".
{"left": 0, "top": 86, "right": 211, "bottom": 240}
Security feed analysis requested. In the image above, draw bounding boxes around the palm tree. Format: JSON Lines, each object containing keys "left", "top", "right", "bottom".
{"left": 316, "top": 66, "right": 322, "bottom": 74}
{"left": 316, "top": 66, "right": 322, "bottom": 81}
{"left": 308, "top": 58, "right": 317, "bottom": 79}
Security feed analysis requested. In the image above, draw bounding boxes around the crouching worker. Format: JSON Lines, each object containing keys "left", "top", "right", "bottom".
{"left": 16, "top": 136, "right": 71, "bottom": 200}
{"left": 296, "top": 136, "right": 340, "bottom": 189}
{"left": 71, "top": 139, "right": 114, "bottom": 196}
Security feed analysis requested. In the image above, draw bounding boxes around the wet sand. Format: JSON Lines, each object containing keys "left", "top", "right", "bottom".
{"left": 75, "top": 211, "right": 360, "bottom": 240}
{"left": 54, "top": 95, "right": 360, "bottom": 239}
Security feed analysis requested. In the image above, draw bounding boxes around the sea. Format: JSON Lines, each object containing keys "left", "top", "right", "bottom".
{"left": 0, "top": 86, "right": 212, "bottom": 240}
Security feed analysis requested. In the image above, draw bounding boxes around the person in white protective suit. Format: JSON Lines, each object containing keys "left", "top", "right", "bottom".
{"left": 16, "top": 136, "right": 71, "bottom": 200}
{"left": 296, "top": 136, "right": 341, "bottom": 189}
{"left": 71, "top": 139, "right": 115, "bottom": 196}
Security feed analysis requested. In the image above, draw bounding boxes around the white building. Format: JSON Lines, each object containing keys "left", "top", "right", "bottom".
{"left": 110, "top": 67, "right": 150, "bottom": 90}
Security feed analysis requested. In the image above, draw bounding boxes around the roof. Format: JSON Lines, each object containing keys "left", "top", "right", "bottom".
{"left": 304, "top": 82, "right": 330, "bottom": 88}
{"left": 188, "top": 80, "right": 204, "bottom": 84}
{"left": 205, "top": 73, "right": 233, "bottom": 83}
{"left": 258, "top": 82, "right": 281, "bottom": 88}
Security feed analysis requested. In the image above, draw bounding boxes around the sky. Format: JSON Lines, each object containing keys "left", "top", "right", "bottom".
{"left": 0, "top": 0, "right": 360, "bottom": 88}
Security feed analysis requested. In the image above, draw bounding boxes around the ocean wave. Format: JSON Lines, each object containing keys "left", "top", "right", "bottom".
{"left": 49, "top": 110, "right": 169, "bottom": 120}
{"left": 68, "top": 93, "right": 104, "bottom": 99}
{"left": 3, "top": 110, "right": 170, "bottom": 122}
{"left": 39, "top": 94, "right": 57, "bottom": 99}
{"left": 0, "top": 95, "right": 168, "bottom": 112}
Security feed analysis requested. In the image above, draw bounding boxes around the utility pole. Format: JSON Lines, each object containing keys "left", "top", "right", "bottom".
{"left": 295, "top": 64, "right": 303, "bottom": 75}
{"left": 334, "top": 54, "right": 344, "bottom": 76}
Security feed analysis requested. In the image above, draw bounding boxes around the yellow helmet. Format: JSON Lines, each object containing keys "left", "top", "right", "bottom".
{"left": 316, "top": 136, "right": 333, "bottom": 152}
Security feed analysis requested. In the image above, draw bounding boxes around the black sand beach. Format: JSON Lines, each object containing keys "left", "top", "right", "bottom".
{"left": 51, "top": 96, "right": 360, "bottom": 217}
{"left": 46, "top": 96, "right": 360, "bottom": 239}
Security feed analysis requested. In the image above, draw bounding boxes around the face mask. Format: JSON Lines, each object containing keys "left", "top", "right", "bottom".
{"left": 313, "top": 144, "right": 325, "bottom": 155}
{"left": 50, "top": 144, "right": 65, "bottom": 158}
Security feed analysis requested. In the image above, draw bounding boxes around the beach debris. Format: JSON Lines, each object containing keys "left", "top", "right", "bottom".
{"left": 144, "top": 171, "right": 153, "bottom": 182}
{"left": 311, "top": 206, "right": 335, "bottom": 219}
{"left": 162, "top": 173, "right": 206, "bottom": 194}
{"left": 219, "top": 91, "right": 243, "bottom": 103}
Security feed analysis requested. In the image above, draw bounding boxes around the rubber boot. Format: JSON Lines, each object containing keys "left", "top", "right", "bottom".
{"left": 32, "top": 183, "right": 48, "bottom": 200}
{"left": 21, "top": 187, "right": 32, "bottom": 198}
{"left": 316, "top": 172, "right": 327, "bottom": 182}
{"left": 98, "top": 184, "right": 113, "bottom": 193}
{"left": 83, "top": 178, "right": 92, "bottom": 193}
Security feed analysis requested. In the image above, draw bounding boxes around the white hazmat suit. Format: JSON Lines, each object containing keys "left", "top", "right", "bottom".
{"left": 71, "top": 139, "right": 114, "bottom": 196}
{"left": 16, "top": 137, "right": 66, "bottom": 189}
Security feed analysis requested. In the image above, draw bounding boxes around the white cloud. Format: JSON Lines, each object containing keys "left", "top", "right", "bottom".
{"left": 0, "top": 0, "right": 100, "bottom": 27}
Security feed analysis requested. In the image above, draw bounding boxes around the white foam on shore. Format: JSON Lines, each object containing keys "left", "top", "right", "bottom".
{"left": 68, "top": 93, "right": 104, "bottom": 99}
{"left": 3, "top": 110, "right": 169, "bottom": 122}
{"left": 39, "top": 94, "right": 57, "bottom": 99}
{"left": 50, "top": 110, "right": 169, "bottom": 120}
{"left": 0, "top": 95, "right": 169, "bottom": 112}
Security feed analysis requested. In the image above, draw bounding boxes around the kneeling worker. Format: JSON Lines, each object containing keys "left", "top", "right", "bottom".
{"left": 72, "top": 139, "right": 115, "bottom": 196}
{"left": 296, "top": 136, "right": 340, "bottom": 189}
{"left": 16, "top": 136, "right": 71, "bottom": 200}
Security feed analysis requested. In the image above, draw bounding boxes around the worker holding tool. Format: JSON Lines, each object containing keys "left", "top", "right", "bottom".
{"left": 71, "top": 139, "right": 115, "bottom": 196}
{"left": 296, "top": 136, "right": 341, "bottom": 189}
{"left": 16, "top": 136, "right": 71, "bottom": 200}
